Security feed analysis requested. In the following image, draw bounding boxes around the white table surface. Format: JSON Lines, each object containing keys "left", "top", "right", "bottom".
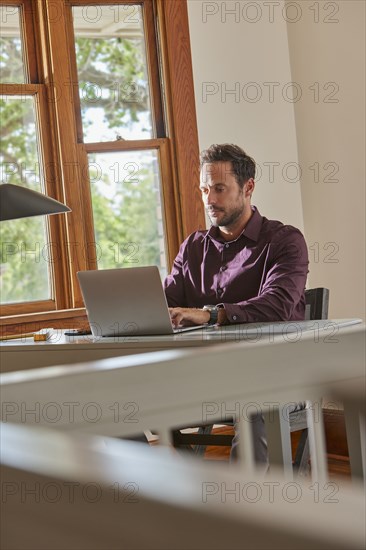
{"left": 0, "top": 318, "right": 363, "bottom": 373}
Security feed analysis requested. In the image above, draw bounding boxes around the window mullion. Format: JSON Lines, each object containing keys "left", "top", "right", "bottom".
{"left": 21, "top": 0, "right": 41, "bottom": 82}
{"left": 43, "top": 0, "right": 92, "bottom": 308}
{"left": 36, "top": 86, "right": 74, "bottom": 310}
{"left": 158, "top": 140, "right": 180, "bottom": 266}
{"left": 143, "top": 0, "right": 165, "bottom": 138}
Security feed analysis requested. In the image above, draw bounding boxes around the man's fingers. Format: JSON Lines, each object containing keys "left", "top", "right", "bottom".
{"left": 169, "top": 308, "right": 180, "bottom": 320}
{"left": 169, "top": 308, "right": 183, "bottom": 326}
{"left": 169, "top": 307, "right": 202, "bottom": 327}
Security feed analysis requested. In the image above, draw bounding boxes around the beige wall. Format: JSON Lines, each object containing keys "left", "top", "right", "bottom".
{"left": 188, "top": 0, "right": 365, "bottom": 319}
{"left": 187, "top": 0, "right": 304, "bottom": 230}
{"left": 286, "top": 0, "right": 365, "bottom": 319}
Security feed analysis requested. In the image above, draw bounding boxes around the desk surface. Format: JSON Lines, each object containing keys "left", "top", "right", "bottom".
{"left": 0, "top": 318, "right": 363, "bottom": 373}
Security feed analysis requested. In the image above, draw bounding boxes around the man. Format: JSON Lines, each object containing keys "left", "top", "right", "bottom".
{"left": 164, "top": 143, "right": 309, "bottom": 462}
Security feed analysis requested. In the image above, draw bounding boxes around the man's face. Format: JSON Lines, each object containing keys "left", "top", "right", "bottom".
{"left": 200, "top": 161, "right": 253, "bottom": 229}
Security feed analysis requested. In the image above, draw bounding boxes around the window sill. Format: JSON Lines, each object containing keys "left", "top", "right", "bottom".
{"left": 0, "top": 308, "right": 88, "bottom": 336}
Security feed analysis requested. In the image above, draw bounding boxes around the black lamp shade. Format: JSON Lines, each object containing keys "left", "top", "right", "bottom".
{"left": 0, "top": 184, "right": 71, "bottom": 221}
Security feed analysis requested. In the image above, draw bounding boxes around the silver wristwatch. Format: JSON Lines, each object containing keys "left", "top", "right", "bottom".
{"left": 203, "top": 304, "right": 220, "bottom": 325}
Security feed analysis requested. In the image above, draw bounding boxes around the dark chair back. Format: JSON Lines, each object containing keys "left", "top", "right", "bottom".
{"left": 305, "top": 288, "right": 329, "bottom": 320}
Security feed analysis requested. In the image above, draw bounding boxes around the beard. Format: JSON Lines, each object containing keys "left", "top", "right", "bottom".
{"left": 207, "top": 203, "right": 245, "bottom": 228}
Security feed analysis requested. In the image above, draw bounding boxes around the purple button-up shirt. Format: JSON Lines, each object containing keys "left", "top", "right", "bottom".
{"left": 164, "top": 207, "right": 309, "bottom": 323}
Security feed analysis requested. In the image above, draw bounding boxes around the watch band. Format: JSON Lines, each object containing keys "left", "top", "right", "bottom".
{"left": 203, "top": 305, "right": 219, "bottom": 325}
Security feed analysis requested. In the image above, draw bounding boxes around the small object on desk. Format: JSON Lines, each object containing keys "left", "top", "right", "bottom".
{"left": 33, "top": 329, "right": 53, "bottom": 342}
{"left": 0, "top": 332, "right": 35, "bottom": 341}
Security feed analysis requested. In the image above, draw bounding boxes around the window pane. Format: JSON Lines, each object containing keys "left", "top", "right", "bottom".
{"left": 0, "top": 6, "right": 26, "bottom": 83}
{"left": 72, "top": 5, "right": 153, "bottom": 142}
{"left": 88, "top": 150, "right": 166, "bottom": 276}
{"left": 0, "top": 96, "right": 51, "bottom": 304}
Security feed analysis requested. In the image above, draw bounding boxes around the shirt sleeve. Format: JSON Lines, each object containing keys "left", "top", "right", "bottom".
{"left": 223, "top": 227, "right": 309, "bottom": 323}
{"left": 163, "top": 242, "right": 187, "bottom": 307}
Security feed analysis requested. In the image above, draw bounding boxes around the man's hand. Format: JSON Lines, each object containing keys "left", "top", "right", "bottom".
{"left": 169, "top": 307, "right": 210, "bottom": 327}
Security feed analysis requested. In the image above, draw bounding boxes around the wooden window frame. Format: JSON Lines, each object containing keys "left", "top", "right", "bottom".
{"left": 0, "top": 0, "right": 204, "bottom": 334}
{"left": 1, "top": 1, "right": 73, "bottom": 317}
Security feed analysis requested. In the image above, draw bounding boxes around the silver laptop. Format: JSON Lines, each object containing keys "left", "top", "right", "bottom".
{"left": 77, "top": 266, "right": 207, "bottom": 337}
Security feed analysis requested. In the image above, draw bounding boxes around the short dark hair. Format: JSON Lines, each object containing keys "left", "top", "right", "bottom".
{"left": 200, "top": 144, "right": 256, "bottom": 188}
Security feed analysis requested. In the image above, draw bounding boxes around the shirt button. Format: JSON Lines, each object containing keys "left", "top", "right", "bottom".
{"left": 220, "top": 266, "right": 227, "bottom": 272}
{"left": 232, "top": 315, "right": 237, "bottom": 321}
{"left": 225, "top": 244, "right": 229, "bottom": 248}
{"left": 217, "top": 288, "right": 223, "bottom": 296}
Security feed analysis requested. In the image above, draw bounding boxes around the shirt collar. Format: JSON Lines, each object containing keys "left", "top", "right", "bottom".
{"left": 204, "top": 206, "right": 263, "bottom": 244}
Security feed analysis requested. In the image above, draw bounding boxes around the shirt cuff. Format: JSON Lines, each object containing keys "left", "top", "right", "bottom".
{"left": 220, "top": 303, "right": 248, "bottom": 324}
